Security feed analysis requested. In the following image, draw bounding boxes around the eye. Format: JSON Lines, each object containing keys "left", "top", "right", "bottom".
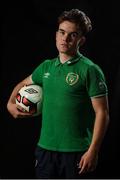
{"left": 58, "top": 30, "right": 65, "bottom": 35}
{"left": 70, "top": 32, "right": 78, "bottom": 39}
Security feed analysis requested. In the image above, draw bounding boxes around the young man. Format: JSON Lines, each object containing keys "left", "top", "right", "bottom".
{"left": 7, "top": 9, "right": 109, "bottom": 178}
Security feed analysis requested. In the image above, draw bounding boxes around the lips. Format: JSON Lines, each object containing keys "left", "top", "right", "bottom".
{"left": 60, "top": 44, "right": 68, "bottom": 47}
{"left": 61, "top": 43, "right": 67, "bottom": 46}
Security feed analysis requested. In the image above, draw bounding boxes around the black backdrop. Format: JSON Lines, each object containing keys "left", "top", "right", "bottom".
{"left": 1, "top": 0, "right": 120, "bottom": 178}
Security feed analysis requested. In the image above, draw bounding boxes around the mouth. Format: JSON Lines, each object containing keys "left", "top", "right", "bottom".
{"left": 60, "top": 44, "right": 68, "bottom": 47}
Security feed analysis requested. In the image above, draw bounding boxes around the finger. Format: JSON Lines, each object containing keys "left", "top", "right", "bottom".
{"left": 17, "top": 106, "right": 32, "bottom": 114}
{"left": 79, "top": 157, "right": 84, "bottom": 169}
{"left": 17, "top": 106, "right": 27, "bottom": 112}
{"left": 17, "top": 108, "right": 32, "bottom": 117}
{"left": 17, "top": 113, "right": 33, "bottom": 118}
{"left": 19, "top": 112, "right": 31, "bottom": 116}
{"left": 79, "top": 167, "right": 86, "bottom": 174}
{"left": 79, "top": 163, "right": 87, "bottom": 174}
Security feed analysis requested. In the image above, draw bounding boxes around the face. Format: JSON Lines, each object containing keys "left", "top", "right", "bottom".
{"left": 56, "top": 21, "right": 82, "bottom": 55}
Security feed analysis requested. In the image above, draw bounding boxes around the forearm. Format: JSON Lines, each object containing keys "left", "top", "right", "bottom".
{"left": 7, "top": 75, "right": 32, "bottom": 105}
{"left": 7, "top": 82, "right": 25, "bottom": 105}
{"left": 88, "top": 110, "right": 109, "bottom": 153}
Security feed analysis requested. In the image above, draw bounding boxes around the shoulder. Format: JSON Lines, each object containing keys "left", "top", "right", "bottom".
{"left": 80, "top": 55, "right": 103, "bottom": 73}
{"left": 35, "top": 57, "right": 57, "bottom": 70}
{"left": 80, "top": 55, "right": 95, "bottom": 67}
{"left": 40, "top": 57, "right": 57, "bottom": 66}
{"left": 77, "top": 54, "right": 105, "bottom": 80}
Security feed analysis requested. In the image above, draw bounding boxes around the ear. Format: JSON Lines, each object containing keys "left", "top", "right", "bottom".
{"left": 79, "top": 36, "right": 86, "bottom": 46}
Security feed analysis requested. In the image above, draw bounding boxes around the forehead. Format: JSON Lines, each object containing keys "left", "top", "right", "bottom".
{"left": 59, "top": 21, "right": 79, "bottom": 33}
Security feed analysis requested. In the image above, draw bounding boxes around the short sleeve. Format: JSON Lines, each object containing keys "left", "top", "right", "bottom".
{"left": 86, "top": 65, "right": 108, "bottom": 98}
{"left": 32, "top": 60, "right": 50, "bottom": 86}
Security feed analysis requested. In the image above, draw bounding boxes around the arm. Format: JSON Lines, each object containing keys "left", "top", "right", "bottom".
{"left": 78, "top": 96, "right": 109, "bottom": 174}
{"left": 7, "top": 75, "right": 33, "bottom": 118}
{"left": 88, "top": 96, "right": 109, "bottom": 153}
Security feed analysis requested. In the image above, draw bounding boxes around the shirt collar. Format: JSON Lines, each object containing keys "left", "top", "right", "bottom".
{"left": 55, "top": 51, "right": 83, "bottom": 66}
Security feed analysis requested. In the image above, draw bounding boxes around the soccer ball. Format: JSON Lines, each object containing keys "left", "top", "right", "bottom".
{"left": 16, "top": 84, "right": 43, "bottom": 116}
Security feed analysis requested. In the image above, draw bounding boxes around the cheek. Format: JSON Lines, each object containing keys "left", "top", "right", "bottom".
{"left": 56, "top": 38, "right": 59, "bottom": 49}
{"left": 74, "top": 39, "right": 80, "bottom": 46}
{"left": 56, "top": 34, "right": 60, "bottom": 42}
{"left": 56, "top": 36, "right": 61, "bottom": 46}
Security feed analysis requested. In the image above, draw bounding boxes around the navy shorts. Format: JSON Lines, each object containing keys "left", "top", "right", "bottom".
{"left": 35, "top": 146, "right": 94, "bottom": 179}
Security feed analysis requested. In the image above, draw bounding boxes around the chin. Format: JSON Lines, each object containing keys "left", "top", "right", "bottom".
{"left": 59, "top": 48, "right": 68, "bottom": 53}
{"left": 60, "top": 50, "right": 68, "bottom": 54}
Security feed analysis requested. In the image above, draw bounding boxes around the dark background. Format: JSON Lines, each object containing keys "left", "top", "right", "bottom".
{"left": 1, "top": 0, "right": 120, "bottom": 178}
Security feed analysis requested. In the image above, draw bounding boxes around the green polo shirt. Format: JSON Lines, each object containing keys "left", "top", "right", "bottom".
{"left": 32, "top": 52, "right": 108, "bottom": 152}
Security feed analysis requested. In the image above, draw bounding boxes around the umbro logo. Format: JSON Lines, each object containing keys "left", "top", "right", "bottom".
{"left": 44, "top": 72, "right": 50, "bottom": 78}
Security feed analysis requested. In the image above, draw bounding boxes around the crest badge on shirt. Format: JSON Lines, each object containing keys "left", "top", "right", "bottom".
{"left": 99, "top": 81, "right": 106, "bottom": 90}
{"left": 66, "top": 72, "right": 79, "bottom": 85}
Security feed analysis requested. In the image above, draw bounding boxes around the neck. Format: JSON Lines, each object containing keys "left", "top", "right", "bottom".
{"left": 59, "top": 52, "right": 77, "bottom": 64}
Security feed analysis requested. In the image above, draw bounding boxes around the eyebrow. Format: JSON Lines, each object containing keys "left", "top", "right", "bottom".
{"left": 58, "top": 28, "right": 79, "bottom": 35}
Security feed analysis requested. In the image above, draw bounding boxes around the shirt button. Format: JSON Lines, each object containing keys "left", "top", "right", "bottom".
{"left": 67, "top": 61, "right": 71, "bottom": 64}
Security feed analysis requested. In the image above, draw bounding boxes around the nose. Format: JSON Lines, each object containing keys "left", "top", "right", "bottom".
{"left": 63, "top": 34, "right": 69, "bottom": 42}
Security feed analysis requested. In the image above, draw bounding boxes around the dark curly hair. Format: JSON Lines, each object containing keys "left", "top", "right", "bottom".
{"left": 58, "top": 9, "right": 92, "bottom": 36}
